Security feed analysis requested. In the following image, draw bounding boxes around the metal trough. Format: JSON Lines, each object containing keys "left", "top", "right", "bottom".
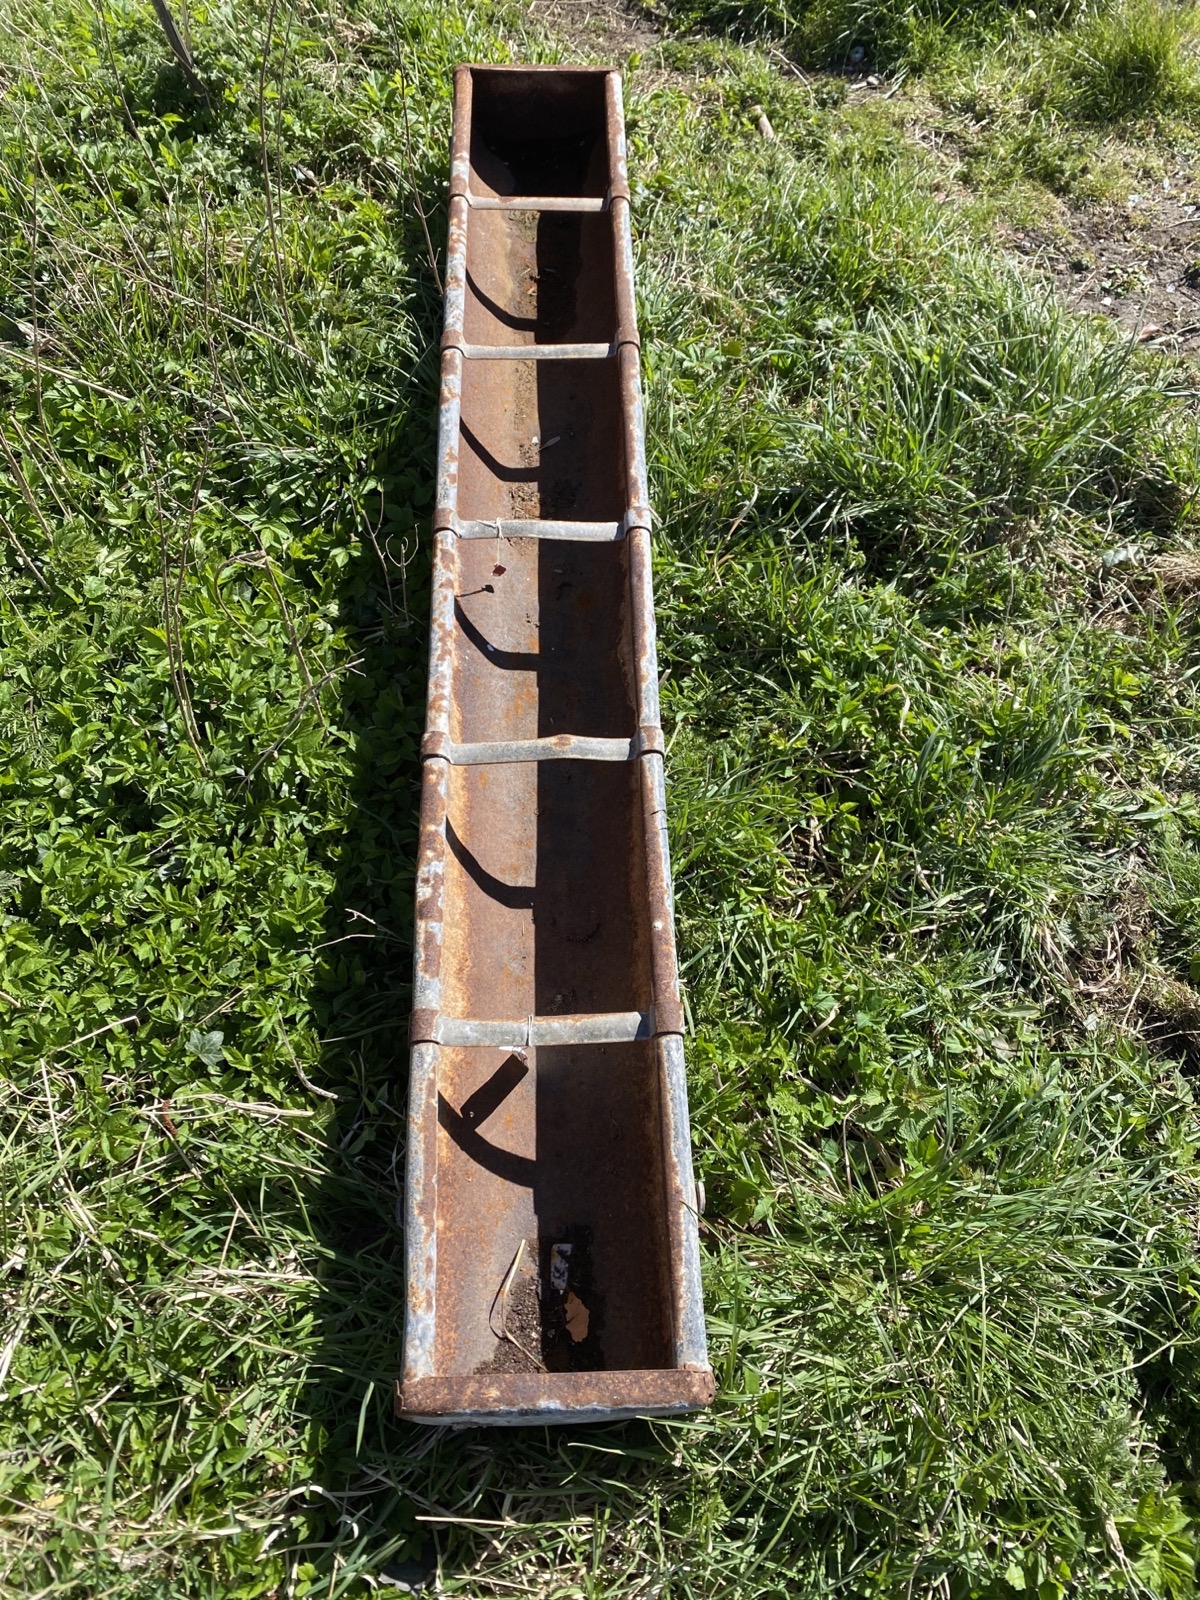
{"left": 397, "top": 64, "right": 713, "bottom": 1425}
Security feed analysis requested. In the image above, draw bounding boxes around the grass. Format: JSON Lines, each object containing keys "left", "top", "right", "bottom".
{"left": 908, "top": 0, "right": 1200, "bottom": 210}
{"left": 662, "top": 0, "right": 1200, "bottom": 87}
{"left": 1055, "top": 0, "right": 1200, "bottom": 122}
{"left": 659, "top": 0, "right": 1200, "bottom": 214}
{"left": 1, "top": 0, "right": 1200, "bottom": 1594}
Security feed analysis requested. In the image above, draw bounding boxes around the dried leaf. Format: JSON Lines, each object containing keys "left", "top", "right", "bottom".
{"left": 564, "top": 1291, "right": 589, "bottom": 1342}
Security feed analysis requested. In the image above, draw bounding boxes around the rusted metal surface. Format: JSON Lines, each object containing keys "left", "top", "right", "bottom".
{"left": 399, "top": 64, "right": 712, "bottom": 1425}
{"left": 397, "top": 1368, "right": 715, "bottom": 1426}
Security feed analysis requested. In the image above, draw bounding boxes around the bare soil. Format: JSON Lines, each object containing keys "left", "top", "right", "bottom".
{"left": 478, "top": 1229, "right": 605, "bottom": 1374}
{"left": 530, "top": 0, "right": 665, "bottom": 64}
{"left": 484, "top": 1258, "right": 546, "bottom": 1374}
{"left": 1001, "top": 183, "right": 1200, "bottom": 356}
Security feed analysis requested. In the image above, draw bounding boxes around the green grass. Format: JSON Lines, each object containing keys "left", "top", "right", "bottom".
{"left": 1055, "top": 0, "right": 1200, "bottom": 122}
{"left": 905, "top": 0, "right": 1200, "bottom": 210}
{"left": 2, "top": 0, "right": 1200, "bottom": 1595}
{"left": 659, "top": 0, "right": 1200, "bottom": 213}
{"left": 657, "top": 0, "right": 1037, "bottom": 71}
{"left": 662, "top": 0, "right": 1200, "bottom": 86}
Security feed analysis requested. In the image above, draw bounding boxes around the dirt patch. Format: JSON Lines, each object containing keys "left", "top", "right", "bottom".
{"left": 1005, "top": 180, "right": 1200, "bottom": 357}
{"left": 530, "top": 0, "right": 665, "bottom": 64}
{"left": 477, "top": 1229, "right": 606, "bottom": 1375}
{"left": 483, "top": 1253, "right": 546, "bottom": 1374}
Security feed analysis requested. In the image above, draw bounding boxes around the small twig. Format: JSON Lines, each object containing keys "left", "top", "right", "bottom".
{"left": 388, "top": 22, "right": 442, "bottom": 291}
{"left": 157, "top": 1092, "right": 315, "bottom": 1120}
{"left": 0, "top": 1308, "right": 32, "bottom": 1394}
{"left": 275, "top": 1016, "right": 339, "bottom": 1100}
{"left": 28, "top": 160, "right": 46, "bottom": 433}
{"left": 39, "top": 1058, "right": 64, "bottom": 1163}
{"left": 240, "top": 657, "right": 363, "bottom": 781}
{"left": 347, "top": 908, "right": 404, "bottom": 940}
{"left": 489, "top": 1241, "right": 545, "bottom": 1370}
{"left": 0, "top": 509, "right": 52, "bottom": 594}
{"left": 152, "top": 469, "right": 208, "bottom": 770}
{"left": 9, "top": 414, "right": 70, "bottom": 521}
{"left": 811, "top": 1002, "right": 842, "bottom": 1036}
{"left": 191, "top": 986, "right": 250, "bottom": 1028}
{"left": 255, "top": 543, "right": 329, "bottom": 729}
{"left": 359, "top": 490, "right": 395, "bottom": 614}
{"left": 491, "top": 1239, "right": 525, "bottom": 1335}
{"left": 1121, "top": 972, "right": 1148, "bottom": 1030}
{"left": 50, "top": 1013, "right": 140, "bottom": 1057}
{"left": 91, "top": 0, "right": 143, "bottom": 139}
{"left": 149, "top": 0, "right": 210, "bottom": 104}
{"left": 0, "top": 347, "right": 132, "bottom": 403}
{"left": 766, "top": 41, "right": 812, "bottom": 82}
{"left": 257, "top": 0, "right": 298, "bottom": 349}
{"left": 218, "top": 516, "right": 329, "bottom": 727}
{"left": 0, "top": 429, "right": 56, "bottom": 549}
{"left": 194, "top": 178, "right": 250, "bottom": 444}
{"left": 222, "top": 549, "right": 328, "bottom": 728}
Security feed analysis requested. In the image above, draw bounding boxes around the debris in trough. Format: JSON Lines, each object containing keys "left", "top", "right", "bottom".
{"left": 549, "top": 1241, "right": 572, "bottom": 1294}
{"left": 564, "top": 1293, "right": 590, "bottom": 1343}
{"left": 485, "top": 1241, "right": 544, "bottom": 1374}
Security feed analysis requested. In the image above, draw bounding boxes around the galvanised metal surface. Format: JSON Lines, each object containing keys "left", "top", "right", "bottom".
{"left": 398, "top": 63, "right": 712, "bottom": 1425}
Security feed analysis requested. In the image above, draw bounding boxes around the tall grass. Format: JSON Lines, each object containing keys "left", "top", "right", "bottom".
{"left": 1055, "top": 0, "right": 1200, "bottom": 121}
{"left": 660, "top": 0, "right": 1093, "bottom": 69}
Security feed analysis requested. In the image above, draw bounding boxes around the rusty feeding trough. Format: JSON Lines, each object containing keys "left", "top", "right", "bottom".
{"left": 397, "top": 64, "right": 713, "bottom": 1425}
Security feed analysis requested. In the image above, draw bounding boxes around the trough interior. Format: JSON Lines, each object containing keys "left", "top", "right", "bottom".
{"left": 469, "top": 69, "right": 610, "bottom": 198}
{"left": 463, "top": 210, "right": 616, "bottom": 350}
{"left": 450, "top": 536, "right": 636, "bottom": 745}
{"left": 425, "top": 70, "right": 675, "bottom": 1380}
{"left": 458, "top": 358, "right": 625, "bottom": 524}
{"left": 459, "top": 72, "right": 622, "bottom": 512}
{"left": 433, "top": 1040, "right": 674, "bottom": 1376}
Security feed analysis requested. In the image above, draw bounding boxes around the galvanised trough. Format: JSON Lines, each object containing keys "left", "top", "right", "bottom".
{"left": 397, "top": 64, "right": 712, "bottom": 1425}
